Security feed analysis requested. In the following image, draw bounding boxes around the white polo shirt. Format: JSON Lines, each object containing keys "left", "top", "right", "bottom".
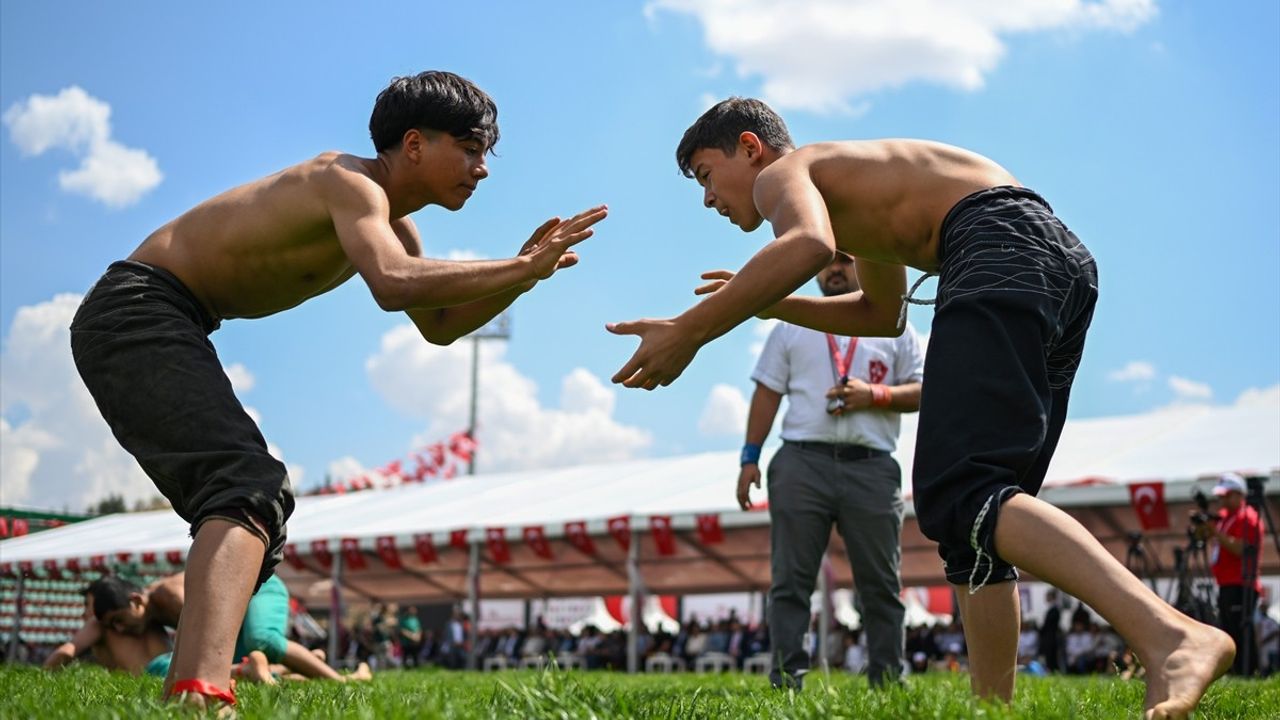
{"left": 751, "top": 322, "right": 925, "bottom": 452}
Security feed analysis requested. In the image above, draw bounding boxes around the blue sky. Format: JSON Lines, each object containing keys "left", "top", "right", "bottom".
{"left": 1, "top": 1, "right": 1277, "bottom": 511}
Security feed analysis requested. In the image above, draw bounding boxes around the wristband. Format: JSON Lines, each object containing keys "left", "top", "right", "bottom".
{"left": 740, "top": 443, "right": 762, "bottom": 466}
{"left": 870, "top": 385, "right": 892, "bottom": 408}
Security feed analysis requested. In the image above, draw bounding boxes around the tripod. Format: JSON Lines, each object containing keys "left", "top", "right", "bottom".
{"left": 1170, "top": 525, "right": 1217, "bottom": 624}
{"left": 1124, "top": 530, "right": 1164, "bottom": 594}
{"left": 1240, "top": 475, "right": 1279, "bottom": 676}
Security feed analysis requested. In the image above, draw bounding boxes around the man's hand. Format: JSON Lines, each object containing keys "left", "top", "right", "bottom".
{"left": 825, "top": 377, "right": 873, "bottom": 414}
{"left": 695, "top": 270, "right": 780, "bottom": 320}
{"left": 607, "top": 317, "right": 701, "bottom": 390}
{"left": 738, "top": 464, "right": 761, "bottom": 511}
{"left": 522, "top": 205, "right": 608, "bottom": 282}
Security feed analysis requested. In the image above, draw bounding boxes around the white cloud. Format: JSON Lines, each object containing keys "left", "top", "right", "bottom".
{"left": 1108, "top": 360, "right": 1157, "bottom": 382}
{"left": 0, "top": 294, "right": 299, "bottom": 510}
{"left": 1168, "top": 375, "right": 1212, "bottom": 401}
{"left": 224, "top": 363, "right": 256, "bottom": 394}
{"left": 365, "top": 325, "right": 651, "bottom": 472}
{"left": 446, "top": 249, "right": 486, "bottom": 261}
{"left": 647, "top": 0, "right": 1157, "bottom": 114}
{"left": 327, "top": 456, "right": 368, "bottom": 484}
{"left": 698, "top": 383, "right": 749, "bottom": 436}
{"left": 3, "top": 86, "right": 162, "bottom": 207}
{"left": 748, "top": 318, "right": 779, "bottom": 359}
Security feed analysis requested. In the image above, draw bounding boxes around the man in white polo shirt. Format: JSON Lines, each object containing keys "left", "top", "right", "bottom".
{"left": 738, "top": 251, "right": 924, "bottom": 689}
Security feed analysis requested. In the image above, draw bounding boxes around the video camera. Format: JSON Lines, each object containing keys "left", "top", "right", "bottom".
{"left": 1189, "top": 489, "right": 1212, "bottom": 527}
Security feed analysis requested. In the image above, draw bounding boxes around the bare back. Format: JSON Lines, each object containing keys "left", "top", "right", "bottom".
{"left": 129, "top": 152, "right": 381, "bottom": 320}
{"left": 777, "top": 140, "right": 1019, "bottom": 271}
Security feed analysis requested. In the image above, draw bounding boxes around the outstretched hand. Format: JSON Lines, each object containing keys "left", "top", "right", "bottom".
{"left": 606, "top": 317, "right": 700, "bottom": 390}
{"left": 520, "top": 205, "right": 608, "bottom": 281}
{"left": 693, "top": 269, "right": 735, "bottom": 296}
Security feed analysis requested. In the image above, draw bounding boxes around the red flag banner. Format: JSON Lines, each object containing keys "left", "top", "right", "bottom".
{"left": 340, "top": 538, "right": 367, "bottom": 570}
{"left": 450, "top": 529, "right": 469, "bottom": 551}
{"left": 283, "top": 544, "right": 306, "bottom": 571}
{"left": 18, "top": 560, "right": 33, "bottom": 576}
{"left": 414, "top": 534, "right": 438, "bottom": 565}
{"left": 66, "top": 558, "right": 82, "bottom": 573}
{"left": 607, "top": 516, "right": 631, "bottom": 552}
{"left": 43, "top": 559, "right": 62, "bottom": 578}
{"left": 141, "top": 552, "right": 156, "bottom": 565}
{"left": 375, "top": 536, "right": 403, "bottom": 569}
{"left": 115, "top": 552, "right": 132, "bottom": 565}
{"left": 89, "top": 555, "right": 107, "bottom": 571}
{"left": 486, "top": 527, "right": 511, "bottom": 564}
{"left": 442, "top": 464, "right": 458, "bottom": 480}
{"left": 449, "top": 431, "right": 477, "bottom": 463}
{"left": 165, "top": 550, "right": 183, "bottom": 565}
{"left": 523, "top": 526, "right": 553, "bottom": 560}
{"left": 604, "top": 595, "right": 628, "bottom": 624}
{"left": 650, "top": 515, "right": 677, "bottom": 556}
{"left": 428, "top": 443, "right": 447, "bottom": 469}
{"left": 310, "top": 539, "right": 333, "bottom": 570}
{"left": 1128, "top": 481, "right": 1170, "bottom": 531}
{"left": 695, "top": 514, "right": 724, "bottom": 544}
{"left": 0, "top": 563, "right": 11, "bottom": 576}
{"left": 13, "top": 518, "right": 29, "bottom": 537}
{"left": 565, "top": 521, "right": 595, "bottom": 556}
{"left": 0, "top": 517, "right": 8, "bottom": 538}
{"left": 660, "top": 595, "right": 678, "bottom": 619}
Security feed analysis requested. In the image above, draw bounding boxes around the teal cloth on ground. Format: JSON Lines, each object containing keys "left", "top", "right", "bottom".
{"left": 145, "top": 652, "right": 172, "bottom": 678}
{"left": 233, "top": 574, "right": 289, "bottom": 664}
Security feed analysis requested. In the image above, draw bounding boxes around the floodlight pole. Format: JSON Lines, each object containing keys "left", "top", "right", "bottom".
{"left": 466, "top": 313, "right": 511, "bottom": 476}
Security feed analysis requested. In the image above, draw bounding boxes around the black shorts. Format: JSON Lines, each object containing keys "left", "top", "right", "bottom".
{"left": 69, "top": 260, "right": 294, "bottom": 590}
{"left": 911, "top": 187, "right": 1098, "bottom": 590}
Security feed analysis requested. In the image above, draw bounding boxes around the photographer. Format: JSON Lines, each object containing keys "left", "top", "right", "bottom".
{"left": 1192, "top": 473, "right": 1263, "bottom": 675}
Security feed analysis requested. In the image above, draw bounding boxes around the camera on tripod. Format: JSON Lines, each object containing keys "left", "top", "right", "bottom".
{"left": 1189, "top": 489, "right": 1212, "bottom": 527}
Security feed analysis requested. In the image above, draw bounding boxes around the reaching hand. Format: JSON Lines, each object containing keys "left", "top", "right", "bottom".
{"left": 606, "top": 317, "right": 700, "bottom": 390}
{"left": 825, "top": 377, "right": 874, "bottom": 413}
{"left": 521, "top": 205, "right": 608, "bottom": 281}
{"left": 694, "top": 269, "right": 736, "bottom": 296}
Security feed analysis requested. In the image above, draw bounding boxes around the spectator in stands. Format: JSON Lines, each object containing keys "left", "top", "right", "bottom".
{"left": 1016, "top": 619, "right": 1039, "bottom": 669}
{"left": 736, "top": 251, "right": 923, "bottom": 689}
{"left": 682, "top": 622, "right": 707, "bottom": 665}
{"left": 1038, "top": 589, "right": 1064, "bottom": 672}
{"left": 843, "top": 628, "right": 868, "bottom": 673}
{"left": 399, "top": 607, "right": 423, "bottom": 668}
{"left": 1064, "top": 616, "right": 1095, "bottom": 674}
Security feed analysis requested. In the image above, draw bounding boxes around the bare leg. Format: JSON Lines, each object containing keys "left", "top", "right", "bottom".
{"left": 282, "top": 640, "right": 345, "bottom": 680}
{"left": 994, "top": 494, "right": 1234, "bottom": 720}
{"left": 954, "top": 581, "right": 1019, "bottom": 702}
{"left": 163, "top": 519, "right": 266, "bottom": 703}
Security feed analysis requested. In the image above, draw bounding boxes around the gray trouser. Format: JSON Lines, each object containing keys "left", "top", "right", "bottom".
{"left": 766, "top": 442, "right": 905, "bottom": 687}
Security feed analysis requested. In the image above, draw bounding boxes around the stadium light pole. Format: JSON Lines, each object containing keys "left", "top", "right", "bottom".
{"left": 466, "top": 312, "right": 511, "bottom": 476}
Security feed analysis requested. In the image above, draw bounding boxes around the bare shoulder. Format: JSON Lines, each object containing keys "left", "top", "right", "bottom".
{"left": 312, "top": 152, "right": 389, "bottom": 210}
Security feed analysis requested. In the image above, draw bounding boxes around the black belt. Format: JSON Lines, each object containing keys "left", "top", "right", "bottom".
{"left": 785, "top": 440, "right": 889, "bottom": 460}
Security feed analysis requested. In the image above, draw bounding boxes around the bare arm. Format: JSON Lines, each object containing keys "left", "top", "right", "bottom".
{"left": 737, "top": 382, "right": 783, "bottom": 510}
{"left": 325, "top": 159, "right": 603, "bottom": 312}
{"left": 146, "top": 573, "right": 185, "bottom": 627}
{"left": 43, "top": 616, "right": 102, "bottom": 669}
{"left": 769, "top": 257, "right": 907, "bottom": 337}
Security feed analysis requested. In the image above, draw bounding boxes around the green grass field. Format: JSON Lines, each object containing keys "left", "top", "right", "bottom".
{"left": 1, "top": 665, "right": 1277, "bottom": 719}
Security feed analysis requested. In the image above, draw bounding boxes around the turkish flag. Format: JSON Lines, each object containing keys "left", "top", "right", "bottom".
{"left": 607, "top": 516, "right": 631, "bottom": 552}
{"left": 381, "top": 460, "right": 403, "bottom": 480}
{"left": 450, "top": 529, "right": 469, "bottom": 551}
{"left": 115, "top": 552, "right": 132, "bottom": 565}
{"left": 18, "top": 560, "right": 33, "bottom": 576}
{"left": 413, "top": 534, "right": 438, "bottom": 565}
{"left": 449, "top": 431, "right": 477, "bottom": 463}
{"left": 564, "top": 521, "right": 595, "bottom": 556}
{"left": 43, "top": 559, "right": 62, "bottom": 578}
{"left": 375, "top": 536, "right": 403, "bottom": 569}
{"left": 486, "top": 527, "right": 511, "bottom": 564}
{"left": 523, "top": 526, "right": 553, "bottom": 560}
{"left": 13, "top": 518, "right": 29, "bottom": 537}
{"left": 283, "top": 544, "right": 306, "bottom": 571}
{"left": 66, "top": 558, "right": 82, "bottom": 573}
{"left": 141, "top": 552, "right": 157, "bottom": 565}
{"left": 695, "top": 514, "right": 724, "bottom": 544}
{"left": 165, "top": 550, "right": 183, "bottom": 566}
{"left": 310, "top": 539, "right": 333, "bottom": 569}
{"left": 341, "top": 538, "right": 367, "bottom": 570}
{"left": 1128, "top": 481, "right": 1170, "bottom": 531}
{"left": 0, "top": 517, "right": 8, "bottom": 538}
{"left": 89, "top": 555, "right": 107, "bottom": 571}
{"left": 442, "top": 464, "right": 458, "bottom": 480}
{"left": 650, "top": 515, "right": 677, "bottom": 556}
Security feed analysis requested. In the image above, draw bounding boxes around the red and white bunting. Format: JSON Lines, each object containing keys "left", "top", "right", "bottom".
{"left": 89, "top": 555, "right": 107, "bottom": 571}
{"left": 310, "top": 539, "right": 333, "bottom": 569}
{"left": 486, "top": 527, "right": 511, "bottom": 564}
{"left": 115, "top": 552, "right": 132, "bottom": 565}
{"left": 414, "top": 534, "right": 438, "bottom": 565}
{"left": 18, "top": 560, "right": 34, "bottom": 576}
{"left": 449, "top": 431, "right": 477, "bottom": 463}
{"left": 607, "top": 516, "right": 631, "bottom": 552}
{"left": 283, "top": 544, "right": 306, "bottom": 571}
{"left": 695, "top": 514, "right": 724, "bottom": 544}
{"left": 523, "top": 526, "right": 553, "bottom": 560}
{"left": 0, "top": 563, "right": 12, "bottom": 577}
{"left": 66, "top": 558, "right": 82, "bottom": 573}
{"left": 442, "top": 464, "right": 457, "bottom": 480}
{"left": 141, "top": 552, "right": 157, "bottom": 565}
{"left": 375, "top": 536, "right": 403, "bottom": 569}
{"left": 165, "top": 550, "right": 184, "bottom": 565}
{"left": 0, "top": 517, "right": 8, "bottom": 538}
{"left": 13, "top": 518, "right": 29, "bottom": 537}
{"left": 650, "top": 515, "right": 676, "bottom": 556}
{"left": 564, "top": 521, "right": 595, "bottom": 556}
{"left": 427, "top": 443, "right": 447, "bottom": 469}
{"left": 42, "top": 559, "right": 62, "bottom": 578}
{"left": 340, "top": 538, "right": 367, "bottom": 570}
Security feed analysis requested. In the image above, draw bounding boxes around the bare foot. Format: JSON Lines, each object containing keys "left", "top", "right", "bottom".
{"left": 233, "top": 651, "right": 277, "bottom": 685}
{"left": 311, "top": 648, "right": 327, "bottom": 662}
{"left": 345, "top": 661, "right": 373, "bottom": 682}
{"left": 1142, "top": 620, "right": 1235, "bottom": 720}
